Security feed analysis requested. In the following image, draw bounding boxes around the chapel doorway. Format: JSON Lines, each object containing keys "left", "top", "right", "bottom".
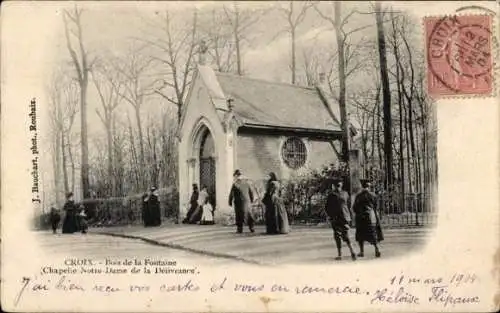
{"left": 199, "top": 130, "right": 216, "bottom": 208}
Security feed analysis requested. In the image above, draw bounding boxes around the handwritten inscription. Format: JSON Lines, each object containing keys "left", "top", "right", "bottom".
{"left": 371, "top": 287, "right": 420, "bottom": 304}
{"left": 15, "top": 261, "right": 482, "bottom": 310}
{"left": 295, "top": 285, "right": 363, "bottom": 295}
{"left": 429, "top": 285, "right": 480, "bottom": 307}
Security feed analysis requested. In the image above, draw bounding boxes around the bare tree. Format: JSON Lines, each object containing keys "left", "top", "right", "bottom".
{"left": 48, "top": 74, "right": 64, "bottom": 206}
{"left": 275, "top": 1, "right": 314, "bottom": 84}
{"left": 374, "top": 1, "right": 394, "bottom": 190}
{"left": 47, "top": 69, "right": 79, "bottom": 202}
{"left": 91, "top": 58, "right": 123, "bottom": 196}
{"left": 110, "top": 46, "right": 156, "bottom": 188}
{"left": 111, "top": 119, "right": 127, "bottom": 196}
{"left": 63, "top": 5, "right": 94, "bottom": 199}
{"left": 159, "top": 111, "right": 178, "bottom": 188}
{"left": 223, "top": 2, "right": 265, "bottom": 76}
{"left": 198, "top": 8, "right": 236, "bottom": 72}
{"left": 126, "top": 112, "right": 141, "bottom": 191}
{"left": 350, "top": 85, "right": 381, "bottom": 164}
{"left": 139, "top": 9, "right": 199, "bottom": 123}
{"left": 387, "top": 11, "right": 405, "bottom": 210}
{"left": 314, "top": 2, "right": 361, "bottom": 161}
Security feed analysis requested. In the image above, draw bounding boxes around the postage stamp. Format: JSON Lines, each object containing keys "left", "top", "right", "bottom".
{"left": 425, "top": 14, "right": 494, "bottom": 97}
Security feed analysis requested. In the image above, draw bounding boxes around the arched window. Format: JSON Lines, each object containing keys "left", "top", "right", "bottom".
{"left": 200, "top": 130, "right": 215, "bottom": 158}
{"left": 281, "top": 137, "right": 307, "bottom": 169}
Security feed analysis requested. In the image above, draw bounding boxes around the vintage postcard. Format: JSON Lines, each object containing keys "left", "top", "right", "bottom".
{"left": 1, "top": 1, "right": 499, "bottom": 312}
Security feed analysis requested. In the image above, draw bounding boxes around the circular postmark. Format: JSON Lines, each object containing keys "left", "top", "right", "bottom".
{"left": 427, "top": 15, "right": 493, "bottom": 94}
{"left": 447, "top": 24, "right": 492, "bottom": 78}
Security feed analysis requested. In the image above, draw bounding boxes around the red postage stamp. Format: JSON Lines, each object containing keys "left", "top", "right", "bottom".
{"left": 425, "top": 15, "right": 493, "bottom": 97}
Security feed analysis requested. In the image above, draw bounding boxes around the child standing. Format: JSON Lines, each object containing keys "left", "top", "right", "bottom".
{"left": 49, "top": 207, "right": 61, "bottom": 234}
{"left": 78, "top": 205, "right": 89, "bottom": 234}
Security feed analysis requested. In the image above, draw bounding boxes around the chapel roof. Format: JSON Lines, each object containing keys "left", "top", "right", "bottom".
{"left": 213, "top": 72, "right": 342, "bottom": 133}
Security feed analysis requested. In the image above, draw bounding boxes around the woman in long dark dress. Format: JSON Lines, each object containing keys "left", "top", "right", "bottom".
{"left": 262, "top": 172, "right": 279, "bottom": 234}
{"left": 148, "top": 187, "right": 162, "bottom": 226}
{"left": 270, "top": 181, "right": 290, "bottom": 234}
{"left": 183, "top": 184, "right": 199, "bottom": 224}
{"left": 62, "top": 192, "right": 78, "bottom": 234}
{"left": 141, "top": 192, "right": 150, "bottom": 227}
{"left": 353, "top": 180, "right": 384, "bottom": 258}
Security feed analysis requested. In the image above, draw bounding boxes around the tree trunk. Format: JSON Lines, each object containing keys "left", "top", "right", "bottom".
{"left": 376, "top": 102, "right": 383, "bottom": 174}
{"left": 53, "top": 132, "right": 62, "bottom": 206}
{"left": 61, "top": 132, "right": 69, "bottom": 195}
{"left": 291, "top": 27, "right": 296, "bottom": 84}
{"left": 375, "top": 2, "right": 393, "bottom": 190}
{"left": 370, "top": 86, "right": 381, "bottom": 162}
{"left": 392, "top": 17, "right": 405, "bottom": 212}
{"left": 80, "top": 76, "right": 90, "bottom": 199}
{"left": 63, "top": 8, "right": 90, "bottom": 200}
{"left": 106, "top": 119, "right": 113, "bottom": 197}
{"left": 134, "top": 106, "right": 145, "bottom": 184}
{"left": 127, "top": 114, "right": 140, "bottom": 192}
{"left": 422, "top": 115, "right": 429, "bottom": 212}
{"left": 68, "top": 140, "right": 76, "bottom": 194}
{"left": 234, "top": 5, "right": 242, "bottom": 76}
{"left": 334, "top": 2, "right": 350, "bottom": 161}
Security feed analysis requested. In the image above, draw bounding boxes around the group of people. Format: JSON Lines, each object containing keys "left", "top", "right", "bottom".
{"left": 228, "top": 170, "right": 289, "bottom": 235}
{"left": 325, "top": 178, "right": 384, "bottom": 260}
{"left": 199, "top": 168, "right": 383, "bottom": 260}
{"left": 48, "top": 187, "right": 162, "bottom": 233}
{"left": 141, "top": 187, "right": 162, "bottom": 227}
{"left": 48, "top": 169, "right": 383, "bottom": 261}
{"left": 182, "top": 184, "right": 215, "bottom": 225}
{"left": 49, "top": 192, "right": 89, "bottom": 234}
{"left": 182, "top": 170, "right": 290, "bottom": 235}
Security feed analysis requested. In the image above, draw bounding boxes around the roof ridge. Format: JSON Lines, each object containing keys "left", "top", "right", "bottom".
{"left": 214, "top": 71, "right": 317, "bottom": 91}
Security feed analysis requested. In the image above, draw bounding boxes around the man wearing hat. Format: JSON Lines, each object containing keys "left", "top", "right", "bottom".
{"left": 352, "top": 179, "right": 384, "bottom": 258}
{"left": 324, "top": 178, "right": 356, "bottom": 261}
{"left": 228, "top": 169, "right": 255, "bottom": 233}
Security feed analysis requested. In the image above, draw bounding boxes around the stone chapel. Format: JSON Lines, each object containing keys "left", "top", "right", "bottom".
{"left": 177, "top": 64, "right": 358, "bottom": 221}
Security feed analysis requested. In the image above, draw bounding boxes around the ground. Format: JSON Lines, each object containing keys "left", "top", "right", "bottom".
{"left": 36, "top": 224, "right": 431, "bottom": 265}
{"left": 36, "top": 232, "right": 233, "bottom": 266}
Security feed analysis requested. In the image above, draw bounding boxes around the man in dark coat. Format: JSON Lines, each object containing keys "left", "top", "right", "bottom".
{"left": 148, "top": 187, "right": 162, "bottom": 226}
{"left": 353, "top": 179, "right": 384, "bottom": 258}
{"left": 228, "top": 169, "right": 255, "bottom": 233}
{"left": 324, "top": 179, "right": 356, "bottom": 261}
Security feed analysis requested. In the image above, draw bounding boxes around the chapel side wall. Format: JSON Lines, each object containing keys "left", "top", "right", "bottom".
{"left": 235, "top": 132, "right": 338, "bottom": 194}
